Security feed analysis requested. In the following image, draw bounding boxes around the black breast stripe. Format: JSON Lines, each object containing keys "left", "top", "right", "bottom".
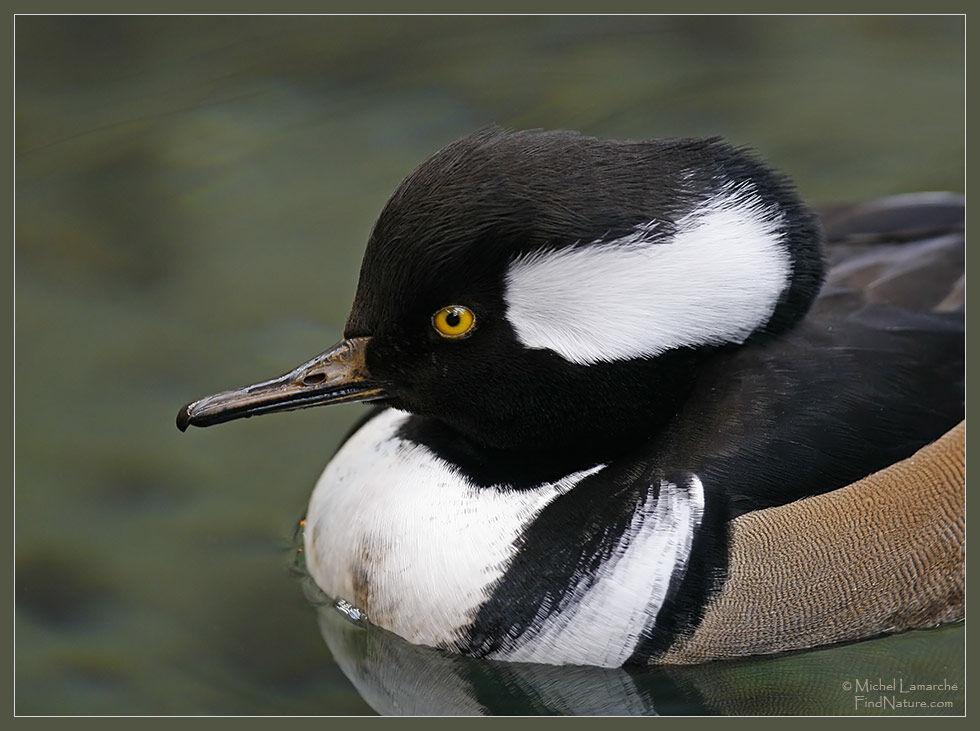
{"left": 458, "top": 461, "right": 653, "bottom": 658}
{"left": 627, "top": 475, "right": 730, "bottom": 665}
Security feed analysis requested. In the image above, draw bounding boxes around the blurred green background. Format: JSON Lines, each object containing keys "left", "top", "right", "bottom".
{"left": 15, "top": 15, "right": 964, "bottom": 715}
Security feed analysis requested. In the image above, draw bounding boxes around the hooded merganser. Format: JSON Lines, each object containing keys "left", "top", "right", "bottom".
{"left": 177, "top": 128, "right": 964, "bottom": 668}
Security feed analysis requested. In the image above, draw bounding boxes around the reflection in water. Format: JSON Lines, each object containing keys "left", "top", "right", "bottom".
{"left": 296, "top": 564, "right": 963, "bottom": 716}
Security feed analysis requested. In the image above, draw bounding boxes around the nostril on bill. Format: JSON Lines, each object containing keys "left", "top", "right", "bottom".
{"left": 303, "top": 372, "right": 327, "bottom": 386}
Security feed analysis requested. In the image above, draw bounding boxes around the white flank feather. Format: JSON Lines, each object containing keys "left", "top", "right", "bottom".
{"left": 490, "top": 476, "right": 706, "bottom": 668}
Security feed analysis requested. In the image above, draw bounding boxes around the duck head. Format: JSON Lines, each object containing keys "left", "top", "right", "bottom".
{"left": 178, "top": 128, "right": 824, "bottom": 462}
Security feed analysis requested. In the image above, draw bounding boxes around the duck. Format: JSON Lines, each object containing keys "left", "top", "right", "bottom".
{"left": 177, "top": 127, "right": 964, "bottom": 669}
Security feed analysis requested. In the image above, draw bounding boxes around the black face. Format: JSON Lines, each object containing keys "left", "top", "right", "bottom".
{"left": 355, "top": 285, "right": 706, "bottom": 458}
{"left": 179, "top": 127, "right": 821, "bottom": 462}
{"left": 339, "top": 128, "right": 749, "bottom": 457}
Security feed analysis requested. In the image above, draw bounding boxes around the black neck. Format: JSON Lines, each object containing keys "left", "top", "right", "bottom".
{"left": 395, "top": 348, "right": 706, "bottom": 489}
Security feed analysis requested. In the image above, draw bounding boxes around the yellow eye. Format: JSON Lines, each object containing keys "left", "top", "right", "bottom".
{"left": 432, "top": 305, "right": 476, "bottom": 339}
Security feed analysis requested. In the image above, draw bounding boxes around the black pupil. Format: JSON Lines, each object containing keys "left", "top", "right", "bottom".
{"left": 445, "top": 310, "right": 462, "bottom": 328}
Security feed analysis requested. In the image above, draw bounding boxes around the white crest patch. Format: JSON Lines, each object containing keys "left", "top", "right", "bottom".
{"left": 303, "top": 409, "right": 605, "bottom": 650}
{"left": 504, "top": 182, "right": 791, "bottom": 364}
{"left": 489, "top": 475, "right": 706, "bottom": 668}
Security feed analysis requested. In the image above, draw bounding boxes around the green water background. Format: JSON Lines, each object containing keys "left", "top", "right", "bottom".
{"left": 15, "top": 15, "right": 964, "bottom": 715}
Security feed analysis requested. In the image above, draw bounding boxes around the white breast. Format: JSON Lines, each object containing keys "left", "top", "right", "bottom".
{"left": 303, "top": 409, "right": 605, "bottom": 650}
